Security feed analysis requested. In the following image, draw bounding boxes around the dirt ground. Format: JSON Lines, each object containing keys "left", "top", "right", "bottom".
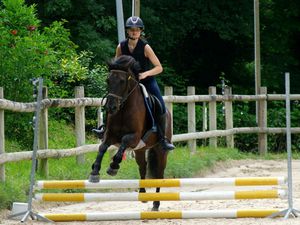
{"left": 1, "top": 159, "right": 300, "bottom": 225}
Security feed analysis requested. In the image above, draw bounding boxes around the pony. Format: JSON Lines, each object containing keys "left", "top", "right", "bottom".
{"left": 89, "top": 55, "right": 172, "bottom": 211}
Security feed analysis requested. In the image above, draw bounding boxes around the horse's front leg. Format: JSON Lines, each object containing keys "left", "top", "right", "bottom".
{"left": 89, "top": 142, "right": 109, "bottom": 183}
{"left": 106, "top": 143, "right": 126, "bottom": 176}
{"left": 107, "top": 133, "right": 140, "bottom": 176}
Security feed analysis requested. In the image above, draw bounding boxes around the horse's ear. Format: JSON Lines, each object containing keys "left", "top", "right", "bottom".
{"left": 107, "top": 58, "right": 114, "bottom": 71}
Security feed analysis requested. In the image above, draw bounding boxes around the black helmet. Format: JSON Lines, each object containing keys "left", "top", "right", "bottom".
{"left": 125, "top": 16, "right": 144, "bottom": 29}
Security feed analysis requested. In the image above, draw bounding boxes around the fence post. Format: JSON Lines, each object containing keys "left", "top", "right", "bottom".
{"left": 209, "top": 86, "right": 217, "bottom": 148}
{"left": 225, "top": 86, "right": 234, "bottom": 148}
{"left": 164, "top": 86, "right": 173, "bottom": 136}
{"left": 38, "top": 87, "right": 49, "bottom": 177}
{"left": 97, "top": 105, "right": 104, "bottom": 150}
{"left": 0, "top": 87, "right": 5, "bottom": 181}
{"left": 188, "top": 86, "right": 196, "bottom": 153}
{"left": 75, "top": 86, "right": 85, "bottom": 164}
{"left": 258, "top": 86, "right": 268, "bottom": 155}
{"left": 202, "top": 102, "right": 208, "bottom": 146}
{"left": 97, "top": 107, "right": 103, "bottom": 129}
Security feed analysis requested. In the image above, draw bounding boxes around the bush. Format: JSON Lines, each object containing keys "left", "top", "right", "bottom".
{"left": 0, "top": 0, "right": 108, "bottom": 148}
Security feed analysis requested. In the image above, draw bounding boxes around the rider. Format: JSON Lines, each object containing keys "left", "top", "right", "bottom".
{"left": 95, "top": 16, "right": 174, "bottom": 151}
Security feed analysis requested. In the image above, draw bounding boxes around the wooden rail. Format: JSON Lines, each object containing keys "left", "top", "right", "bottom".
{"left": 1, "top": 85, "right": 300, "bottom": 181}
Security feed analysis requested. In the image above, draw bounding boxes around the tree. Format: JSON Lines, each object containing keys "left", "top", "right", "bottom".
{"left": 25, "top": 0, "right": 117, "bottom": 63}
{"left": 0, "top": 0, "right": 108, "bottom": 147}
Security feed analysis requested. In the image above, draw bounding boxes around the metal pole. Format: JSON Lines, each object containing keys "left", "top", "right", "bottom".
{"left": 131, "top": 0, "right": 134, "bottom": 16}
{"left": 286, "top": 72, "right": 293, "bottom": 212}
{"left": 254, "top": 0, "right": 261, "bottom": 123}
{"left": 269, "top": 72, "right": 299, "bottom": 219}
{"left": 283, "top": 72, "right": 299, "bottom": 218}
{"left": 8, "top": 78, "right": 52, "bottom": 222}
{"left": 116, "top": 0, "right": 125, "bottom": 43}
{"left": 132, "top": 0, "right": 140, "bottom": 17}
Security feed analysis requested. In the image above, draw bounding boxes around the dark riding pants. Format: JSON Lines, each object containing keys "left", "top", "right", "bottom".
{"left": 141, "top": 77, "right": 166, "bottom": 114}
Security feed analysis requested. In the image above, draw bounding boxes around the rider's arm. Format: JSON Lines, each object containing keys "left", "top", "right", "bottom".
{"left": 115, "top": 44, "right": 122, "bottom": 58}
{"left": 139, "top": 44, "right": 163, "bottom": 80}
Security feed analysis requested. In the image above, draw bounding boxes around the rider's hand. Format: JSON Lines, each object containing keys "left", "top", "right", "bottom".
{"left": 139, "top": 72, "right": 148, "bottom": 80}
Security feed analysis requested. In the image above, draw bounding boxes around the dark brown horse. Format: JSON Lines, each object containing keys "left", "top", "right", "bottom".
{"left": 89, "top": 55, "right": 172, "bottom": 211}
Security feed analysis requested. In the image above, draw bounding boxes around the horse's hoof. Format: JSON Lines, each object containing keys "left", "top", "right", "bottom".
{"left": 89, "top": 174, "right": 100, "bottom": 183}
{"left": 106, "top": 167, "right": 118, "bottom": 176}
{"left": 151, "top": 207, "right": 159, "bottom": 211}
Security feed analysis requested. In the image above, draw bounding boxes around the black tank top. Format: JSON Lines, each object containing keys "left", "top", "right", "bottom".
{"left": 120, "top": 39, "right": 151, "bottom": 73}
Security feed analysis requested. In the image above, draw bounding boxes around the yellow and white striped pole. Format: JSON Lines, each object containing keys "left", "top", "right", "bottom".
{"left": 35, "top": 177, "right": 286, "bottom": 190}
{"left": 40, "top": 209, "right": 281, "bottom": 221}
{"left": 35, "top": 189, "right": 286, "bottom": 202}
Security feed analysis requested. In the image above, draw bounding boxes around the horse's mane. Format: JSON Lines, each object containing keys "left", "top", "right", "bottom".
{"left": 108, "top": 55, "right": 141, "bottom": 79}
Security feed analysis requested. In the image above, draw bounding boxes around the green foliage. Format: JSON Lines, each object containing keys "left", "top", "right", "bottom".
{"left": 156, "top": 64, "right": 187, "bottom": 95}
{"left": 0, "top": 181, "right": 26, "bottom": 210}
{"left": 0, "top": 0, "right": 108, "bottom": 148}
{"left": 47, "top": 119, "right": 76, "bottom": 149}
{"left": 233, "top": 103, "right": 258, "bottom": 152}
{"left": 267, "top": 101, "right": 300, "bottom": 152}
{"left": 32, "top": 0, "right": 117, "bottom": 62}
{"left": 83, "top": 58, "right": 108, "bottom": 98}
{"left": 22, "top": 0, "right": 300, "bottom": 95}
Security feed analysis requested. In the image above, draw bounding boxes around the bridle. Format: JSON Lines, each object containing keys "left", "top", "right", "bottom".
{"left": 106, "top": 69, "right": 139, "bottom": 110}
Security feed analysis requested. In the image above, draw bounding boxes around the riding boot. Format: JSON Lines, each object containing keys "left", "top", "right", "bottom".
{"left": 92, "top": 124, "right": 105, "bottom": 140}
{"left": 157, "top": 113, "right": 175, "bottom": 151}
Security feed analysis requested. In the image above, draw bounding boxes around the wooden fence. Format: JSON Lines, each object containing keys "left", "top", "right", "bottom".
{"left": 1, "top": 86, "right": 300, "bottom": 182}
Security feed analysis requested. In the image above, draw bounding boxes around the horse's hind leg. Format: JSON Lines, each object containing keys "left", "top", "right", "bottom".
{"left": 135, "top": 150, "right": 147, "bottom": 199}
{"left": 150, "top": 147, "right": 168, "bottom": 211}
{"left": 152, "top": 187, "right": 161, "bottom": 211}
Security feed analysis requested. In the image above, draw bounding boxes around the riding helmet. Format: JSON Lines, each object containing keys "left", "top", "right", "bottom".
{"left": 125, "top": 16, "right": 144, "bottom": 30}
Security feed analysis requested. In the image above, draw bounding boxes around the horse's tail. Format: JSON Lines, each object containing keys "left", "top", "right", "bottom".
{"left": 146, "top": 149, "right": 158, "bottom": 179}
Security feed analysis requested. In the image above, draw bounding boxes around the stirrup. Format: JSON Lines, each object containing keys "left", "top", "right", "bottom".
{"left": 151, "top": 125, "right": 157, "bottom": 133}
{"left": 160, "top": 138, "right": 175, "bottom": 151}
{"left": 92, "top": 125, "right": 105, "bottom": 139}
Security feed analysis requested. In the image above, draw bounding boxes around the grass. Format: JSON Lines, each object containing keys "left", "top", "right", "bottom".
{"left": 0, "top": 119, "right": 290, "bottom": 210}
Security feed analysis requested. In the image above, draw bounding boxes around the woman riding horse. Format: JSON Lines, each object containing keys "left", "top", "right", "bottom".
{"left": 89, "top": 55, "right": 173, "bottom": 211}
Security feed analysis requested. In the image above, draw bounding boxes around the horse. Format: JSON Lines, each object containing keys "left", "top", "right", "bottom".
{"left": 89, "top": 55, "right": 172, "bottom": 211}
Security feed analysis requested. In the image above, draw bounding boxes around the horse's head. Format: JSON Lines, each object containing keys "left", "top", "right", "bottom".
{"left": 105, "top": 55, "right": 141, "bottom": 114}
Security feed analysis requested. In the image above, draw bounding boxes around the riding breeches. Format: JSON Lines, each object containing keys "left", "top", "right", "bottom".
{"left": 141, "top": 77, "right": 166, "bottom": 114}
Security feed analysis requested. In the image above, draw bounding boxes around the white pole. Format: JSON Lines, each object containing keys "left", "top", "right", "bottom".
{"left": 40, "top": 209, "right": 282, "bottom": 221}
{"left": 36, "top": 177, "right": 286, "bottom": 190}
{"left": 116, "top": 0, "right": 125, "bottom": 43}
{"left": 35, "top": 190, "right": 286, "bottom": 202}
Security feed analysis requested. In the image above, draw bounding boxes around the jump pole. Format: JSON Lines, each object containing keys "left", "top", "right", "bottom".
{"left": 35, "top": 176, "right": 286, "bottom": 190}
{"left": 40, "top": 209, "right": 281, "bottom": 221}
{"left": 35, "top": 190, "right": 286, "bottom": 202}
